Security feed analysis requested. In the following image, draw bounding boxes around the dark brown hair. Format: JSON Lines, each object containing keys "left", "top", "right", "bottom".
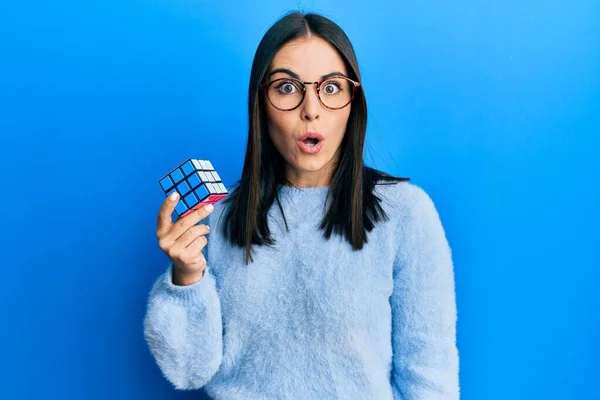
{"left": 220, "top": 11, "right": 410, "bottom": 264}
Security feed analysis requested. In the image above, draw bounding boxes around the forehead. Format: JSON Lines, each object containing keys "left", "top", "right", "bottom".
{"left": 270, "top": 36, "right": 347, "bottom": 79}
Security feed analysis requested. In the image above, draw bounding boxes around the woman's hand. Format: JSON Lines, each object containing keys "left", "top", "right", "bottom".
{"left": 156, "top": 192, "right": 215, "bottom": 286}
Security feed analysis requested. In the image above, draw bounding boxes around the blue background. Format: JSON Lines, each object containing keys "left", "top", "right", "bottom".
{"left": 1, "top": 0, "right": 598, "bottom": 398}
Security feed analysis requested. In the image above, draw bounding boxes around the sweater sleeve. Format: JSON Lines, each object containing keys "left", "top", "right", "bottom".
{"left": 390, "top": 185, "right": 460, "bottom": 399}
{"left": 143, "top": 262, "right": 223, "bottom": 390}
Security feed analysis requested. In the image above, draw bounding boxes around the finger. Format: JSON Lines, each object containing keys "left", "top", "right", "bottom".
{"left": 180, "top": 238, "right": 208, "bottom": 265}
{"left": 185, "top": 233, "right": 208, "bottom": 253}
{"left": 178, "top": 238, "right": 207, "bottom": 266}
{"left": 169, "top": 203, "right": 214, "bottom": 241}
{"left": 168, "top": 225, "right": 207, "bottom": 259}
{"left": 157, "top": 192, "right": 180, "bottom": 237}
{"left": 177, "top": 224, "right": 210, "bottom": 249}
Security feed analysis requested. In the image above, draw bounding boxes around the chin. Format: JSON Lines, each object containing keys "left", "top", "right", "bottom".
{"left": 296, "top": 159, "right": 329, "bottom": 172}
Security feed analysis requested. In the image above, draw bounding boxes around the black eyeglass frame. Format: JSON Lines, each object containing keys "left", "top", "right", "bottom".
{"left": 260, "top": 76, "right": 361, "bottom": 111}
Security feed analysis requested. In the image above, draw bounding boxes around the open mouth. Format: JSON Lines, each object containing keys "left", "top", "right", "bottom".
{"left": 303, "top": 138, "right": 320, "bottom": 147}
{"left": 297, "top": 132, "right": 324, "bottom": 153}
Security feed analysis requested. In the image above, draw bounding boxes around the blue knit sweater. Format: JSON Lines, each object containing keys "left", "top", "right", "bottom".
{"left": 143, "top": 180, "right": 460, "bottom": 399}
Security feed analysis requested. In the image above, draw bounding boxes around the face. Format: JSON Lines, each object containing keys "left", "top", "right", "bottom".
{"left": 264, "top": 36, "right": 353, "bottom": 188}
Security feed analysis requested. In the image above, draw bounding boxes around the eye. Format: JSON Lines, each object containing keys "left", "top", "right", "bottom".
{"left": 274, "top": 81, "right": 300, "bottom": 95}
{"left": 321, "top": 80, "right": 343, "bottom": 95}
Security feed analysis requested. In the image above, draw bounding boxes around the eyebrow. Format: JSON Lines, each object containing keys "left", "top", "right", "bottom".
{"left": 268, "top": 68, "right": 348, "bottom": 81}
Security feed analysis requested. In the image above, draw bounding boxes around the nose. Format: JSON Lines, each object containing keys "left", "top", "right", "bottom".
{"left": 300, "top": 83, "right": 320, "bottom": 121}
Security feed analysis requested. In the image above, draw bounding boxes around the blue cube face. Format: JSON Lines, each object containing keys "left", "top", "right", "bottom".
{"left": 194, "top": 184, "right": 209, "bottom": 200}
{"left": 177, "top": 180, "right": 192, "bottom": 195}
{"left": 159, "top": 158, "right": 229, "bottom": 215}
{"left": 181, "top": 160, "right": 195, "bottom": 176}
{"left": 160, "top": 176, "right": 173, "bottom": 191}
{"left": 171, "top": 168, "right": 184, "bottom": 183}
{"left": 174, "top": 200, "right": 188, "bottom": 215}
{"left": 184, "top": 192, "right": 199, "bottom": 207}
{"left": 188, "top": 173, "right": 201, "bottom": 188}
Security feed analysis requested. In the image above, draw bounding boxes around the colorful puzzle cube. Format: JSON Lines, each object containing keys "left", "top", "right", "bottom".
{"left": 159, "top": 158, "right": 228, "bottom": 218}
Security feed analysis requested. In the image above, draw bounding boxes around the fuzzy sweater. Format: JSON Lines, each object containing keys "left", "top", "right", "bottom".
{"left": 143, "top": 180, "right": 460, "bottom": 399}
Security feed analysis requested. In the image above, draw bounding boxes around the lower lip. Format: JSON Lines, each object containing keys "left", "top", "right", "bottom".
{"left": 297, "top": 140, "right": 323, "bottom": 154}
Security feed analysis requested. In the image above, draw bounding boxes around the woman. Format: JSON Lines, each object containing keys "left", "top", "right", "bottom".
{"left": 144, "top": 11, "right": 460, "bottom": 399}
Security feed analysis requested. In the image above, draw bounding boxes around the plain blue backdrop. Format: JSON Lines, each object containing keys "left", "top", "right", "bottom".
{"left": 1, "top": 0, "right": 598, "bottom": 399}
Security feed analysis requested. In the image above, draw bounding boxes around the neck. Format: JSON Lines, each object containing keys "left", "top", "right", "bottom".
{"left": 283, "top": 165, "right": 337, "bottom": 189}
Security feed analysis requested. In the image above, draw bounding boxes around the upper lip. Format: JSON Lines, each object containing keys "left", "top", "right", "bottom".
{"left": 298, "top": 132, "right": 324, "bottom": 142}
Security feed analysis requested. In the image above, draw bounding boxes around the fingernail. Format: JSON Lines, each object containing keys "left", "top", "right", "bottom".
{"left": 205, "top": 204, "right": 214, "bottom": 211}
{"left": 170, "top": 192, "right": 179, "bottom": 201}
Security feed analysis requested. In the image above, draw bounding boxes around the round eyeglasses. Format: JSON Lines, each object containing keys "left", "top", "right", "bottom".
{"left": 260, "top": 76, "right": 361, "bottom": 111}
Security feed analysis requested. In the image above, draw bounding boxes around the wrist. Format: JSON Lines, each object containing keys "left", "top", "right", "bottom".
{"left": 172, "top": 267, "right": 205, "bottom": 286}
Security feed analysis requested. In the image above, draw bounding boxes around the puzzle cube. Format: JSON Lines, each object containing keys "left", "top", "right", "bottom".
{"left": 159, "top": 158, "right": 228, "bottom": 218}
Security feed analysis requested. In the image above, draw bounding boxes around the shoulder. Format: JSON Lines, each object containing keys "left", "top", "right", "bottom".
{"left": 374, "top": 181, "right": 453, "bottom": 276}
{"left": 373, "top": 179, "right": 439, "bottom": 223}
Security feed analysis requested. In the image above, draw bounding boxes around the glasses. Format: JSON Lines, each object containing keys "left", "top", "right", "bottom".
{"left": 260, "top": 76, "right": 361, "bottom": 111}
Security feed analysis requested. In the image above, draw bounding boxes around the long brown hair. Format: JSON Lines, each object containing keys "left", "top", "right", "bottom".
{"left": 220, "top": 11, "right": 410, "bottom": 264}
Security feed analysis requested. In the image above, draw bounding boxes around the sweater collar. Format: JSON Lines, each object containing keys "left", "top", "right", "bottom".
{"left": 274, "top": 183, "right": 331, "bottom": 223}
